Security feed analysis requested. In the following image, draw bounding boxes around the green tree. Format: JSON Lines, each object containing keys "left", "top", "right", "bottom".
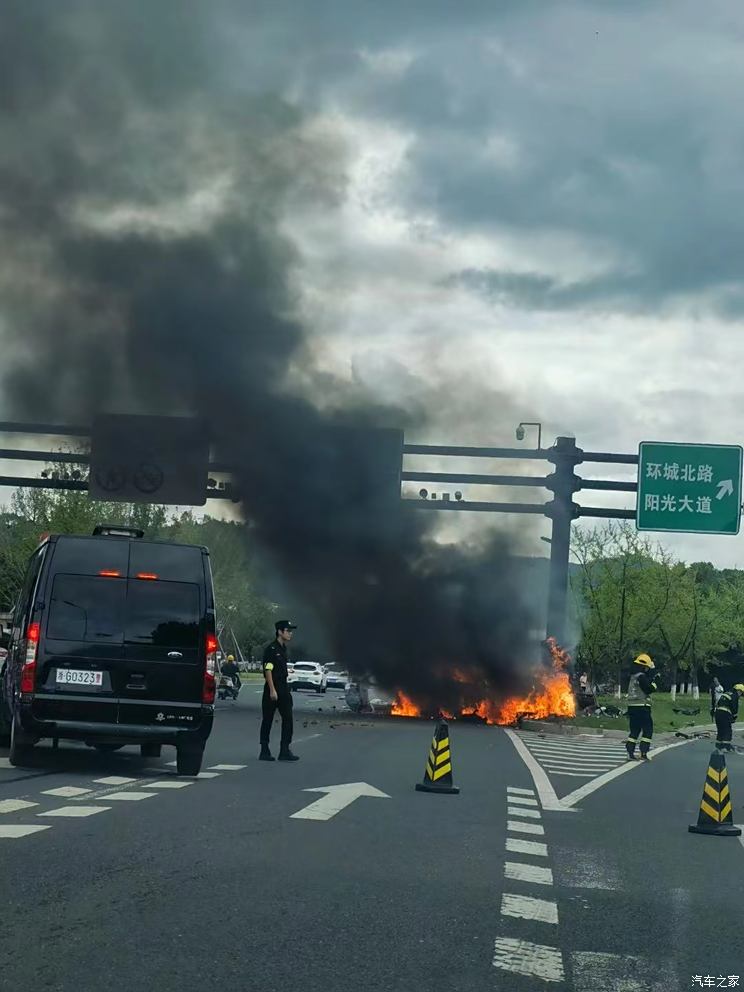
{"left": 571, "top": 523, "right": 744, "bottom": 700}
{"left": 166, "top": 513, "right": 277, "bottom": 660}
{"left": 571, "top": 522, "right": 676, "bottom": 694}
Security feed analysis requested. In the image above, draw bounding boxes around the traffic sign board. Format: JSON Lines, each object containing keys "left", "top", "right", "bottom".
{"left": 89, "top": 415, "right": 209, "bottom": 506}
{"left": 637, "top": 442, "right": 743, "bottom": 535}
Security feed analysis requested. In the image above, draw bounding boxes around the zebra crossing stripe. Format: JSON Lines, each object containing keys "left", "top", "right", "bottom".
{"left": 504, "top": 861, "right": 554, "bottom": 886}
{"left": 500, "top": 892, "right": 558, "bottom": 924}
{"left": 492, "top": 937, "right": 564, "bottom": 982}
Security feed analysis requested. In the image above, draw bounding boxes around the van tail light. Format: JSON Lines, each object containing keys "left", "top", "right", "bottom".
{"left": 203, "top": 634, "right": 218, "bottom": 704}
{"left": 21, "top": 622, "right": 40, "bottom": 693}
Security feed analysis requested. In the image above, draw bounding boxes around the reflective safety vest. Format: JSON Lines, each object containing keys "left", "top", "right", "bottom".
{"left": 716, "top": 691, "right": 739, "bottom": 720}
{"left": 627, "top": 671, "right": 655, "bottom": 707}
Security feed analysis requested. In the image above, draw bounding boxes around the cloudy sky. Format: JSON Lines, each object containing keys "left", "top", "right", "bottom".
{"left": 3, "top": 0, "right": 744, "bottom": 568}
{"left": 259, "top": 0, "right": 744, "bottom": 567}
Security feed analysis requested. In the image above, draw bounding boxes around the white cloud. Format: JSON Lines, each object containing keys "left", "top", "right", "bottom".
{"left": 281, "top": 86, "right": 744, "bottom": 568}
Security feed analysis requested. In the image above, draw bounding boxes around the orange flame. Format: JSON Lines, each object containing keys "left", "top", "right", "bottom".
{"left": 390, "top": 639, "right": 576, "bottom": 726}
{"left": 391, "top": 692, "right": 421, "bottom": 718}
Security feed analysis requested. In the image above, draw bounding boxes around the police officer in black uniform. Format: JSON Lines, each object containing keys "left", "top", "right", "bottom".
{"left": 259, "top": 621, "right": 300, "bottom": 762}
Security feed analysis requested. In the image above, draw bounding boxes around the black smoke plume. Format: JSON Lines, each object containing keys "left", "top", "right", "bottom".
{"left": 0, "top": 1, "right": 541, "bottom": 711}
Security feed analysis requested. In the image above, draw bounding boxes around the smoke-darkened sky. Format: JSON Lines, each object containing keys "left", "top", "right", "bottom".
{"left": 0, "top": 0, "right": 558, "bottom": 706}
{"left": 2, "top": 1, "right": 743, "bottom": 699}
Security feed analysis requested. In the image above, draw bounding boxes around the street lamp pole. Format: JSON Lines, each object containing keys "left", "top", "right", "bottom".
{"left": 516, "top": 422, "right": 542, "bottom": 449}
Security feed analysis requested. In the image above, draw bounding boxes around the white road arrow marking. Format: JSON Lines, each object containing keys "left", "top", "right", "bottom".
{"left": 290, "top": 782, "right": 390, "bottom": 821}
{"left": 717, "top": 479, "right": 734, "bottom": 500}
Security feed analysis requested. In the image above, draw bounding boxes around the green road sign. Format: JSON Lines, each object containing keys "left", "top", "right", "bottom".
{"left": 637, "top": 442, "right": 743, "bottom": 535}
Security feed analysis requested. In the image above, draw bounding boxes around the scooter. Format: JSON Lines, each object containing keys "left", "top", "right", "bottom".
{"left": 217, "top": 674, "right": 241, "bottom": 701}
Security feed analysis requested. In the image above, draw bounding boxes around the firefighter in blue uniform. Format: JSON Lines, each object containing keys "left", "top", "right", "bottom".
{"left": 713, "top": 684, "right": 744, "bottom": 752}
{"left": 625, "top": 653, "right": 659, "bottom": 761}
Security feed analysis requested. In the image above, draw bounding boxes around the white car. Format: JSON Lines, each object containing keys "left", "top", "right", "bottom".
{"left": 326, "top": 670, "right": 348, "bottom": 691}
{"left": 288, "top": 661, "right": 328, "bottom": 694}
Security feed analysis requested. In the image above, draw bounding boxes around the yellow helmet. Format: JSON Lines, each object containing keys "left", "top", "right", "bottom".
{"left": 734, "top": 684, "right": 744, "bottom": 695}
{"left": 633, "top": 653, "right": 654, "bottom": 668}
{"left": 227, "top": 654, "right": 235, "bottom": 662}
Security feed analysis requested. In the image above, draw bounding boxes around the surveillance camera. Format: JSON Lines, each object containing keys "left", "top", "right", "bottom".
{"left": 516, "top": 425, "right": 525, "bottom": 441}
{"left": 454, "top": 491, "right": 463, "bottom": 501}
{"left": 419, "top": 489, "right": 428, "bottom": 500}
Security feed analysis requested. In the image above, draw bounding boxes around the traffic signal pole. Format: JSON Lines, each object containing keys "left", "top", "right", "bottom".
{"left": 544, "top": 437, "right": 582, "bottom": 645}
{"left": 405, "top": 436, "right": 640, "bottom": 646}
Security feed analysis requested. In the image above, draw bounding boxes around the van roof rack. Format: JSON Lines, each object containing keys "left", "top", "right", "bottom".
{"left": 92, "top": 524, "right": 145, "bottom": 539}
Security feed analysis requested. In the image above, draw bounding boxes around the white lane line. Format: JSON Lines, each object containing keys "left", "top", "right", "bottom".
{"left": 506, "top": 786, "right": 535, "bottom": 796}
{"left": 147, "top": 781, "right": 194, "bottom": 790}
{"left": 506, "top": 837, "right": 548, "bottom": 857}
{"left": 501, "top": 892, "right": 558, "bottom": 924}
{"left": 544, "top": 760, "right": 627, "bottom": 768}
{"left": 492, "top": 937, "right": 564, "bottom": 983}
{"left": 504, "top": 862, "right": 554, "bottom": 886}
{"left": 527, "top": 751, "right": 623, "bottom": 763}
{"left": 207, "top": 764, "right": 247, "bottom": 771}
{"left": 560, "top": 739, "right": 690, "bottom": 808}
{"left": 43, "top": 786, "right": 92, "bottom": 798}
{"left": 505, "top": 795, "right": 539, "bottom": 807}
{"left": 166, "top": 761, "right": 177, "bottom": 767}
{"left": 0, "top": 799, "right": 38, "bottom": 814}
{"left": 292, "top": 734, "right": 323, "bottom": 744}
{"left": 519, "top": 734, "right": 625, "bottom": 754}
{"left": 0, "top": 824, "right": 51, "bottom": 838}
{"left": 507, "top": 819, "right": 545, "bottom": 836}
{"left": 195, "top": 772, "right": 221, "bottom": 779}
{"left": 38, "top": 805, "right": 111, "bottom": 818}
{"left": 104, "top": 791, "right": 157, "bottom": 802}
{"left": 524, "top": 753, "right": 626, "bottom": 764}
{"left": 519, "top": 735, "right": 627, "bottom": 748}
{"left": 507, "top": 806, "right": 542, "bottom": 819}
{"left": 525, "top": 752, "right": 626, "bottom": 765}
{"left": 0, "top": 758, "right": 12, "bottom": 769}
{"left": 538, "top": 763, "right": 619, "bottom": 772}
{"left": 541, "top": 770, "right": 600, "bottom": 778}
{"left": 517, "top": 731, "right": 626, "bottom": 742}
{"left": 95, "top": 776, "right": 137, "bottom": 786}
{"left": 523, "top": 742, "right": 628, "bottom": 754}
{"left": 504, "top": 729, "right": 571, "bottom": 812}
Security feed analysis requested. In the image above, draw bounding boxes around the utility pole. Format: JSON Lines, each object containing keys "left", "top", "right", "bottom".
{"left": 544, "top": 437, "right": 582, "bottom": 646}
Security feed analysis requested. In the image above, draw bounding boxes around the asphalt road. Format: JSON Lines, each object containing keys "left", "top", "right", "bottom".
{"left": 1, "top": 690, "right": 744, "bottom": 992}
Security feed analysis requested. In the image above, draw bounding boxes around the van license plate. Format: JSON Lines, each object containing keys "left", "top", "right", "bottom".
{"left": 56, "top": 670, "right": 103, "bottom": 687}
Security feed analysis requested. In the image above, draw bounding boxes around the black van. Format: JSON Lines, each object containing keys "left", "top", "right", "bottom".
{"left": 0, "top": 526, "right": 217, "bottom": 775}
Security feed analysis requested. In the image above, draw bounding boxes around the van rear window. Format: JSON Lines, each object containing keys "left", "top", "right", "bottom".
{"left": 51, "top": 538, "right": 130, "bottom": 576}
{"left": 125, "top": 582, "right": 200, "bottom": 649}
{"left": 48, "top": 575, "right": 126, "bottom": 643}
{"left": 129, "top": 543, "right": 205, "bottom": 582}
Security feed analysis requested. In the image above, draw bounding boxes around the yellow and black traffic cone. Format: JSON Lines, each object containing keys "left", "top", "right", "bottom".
{"left": 415, "top": 718, "right": 460, "bottom": 795}
{"left": 689, "top": 750, "right": 741, "bottom": 837}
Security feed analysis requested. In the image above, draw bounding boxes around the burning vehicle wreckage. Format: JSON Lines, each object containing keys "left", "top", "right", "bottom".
{"left": 346, "top": 639, "right": 577, "bottom": 727}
